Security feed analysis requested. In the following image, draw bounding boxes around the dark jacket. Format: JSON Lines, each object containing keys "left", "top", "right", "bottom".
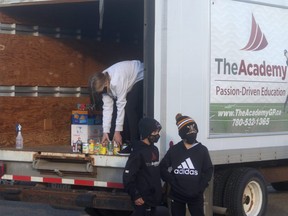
{"left": 123, "top": 141, "right": 162, "bottom": 207}
{"left": 160, "top": 141, "right": 213, "bottom": 203}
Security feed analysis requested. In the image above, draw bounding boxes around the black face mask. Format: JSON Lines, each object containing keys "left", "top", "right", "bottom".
{"left": 148, "top": 134, "right": 160, "bottom": 144}
{"left": 185, "top": 134, "right": 197, "bottom": 144}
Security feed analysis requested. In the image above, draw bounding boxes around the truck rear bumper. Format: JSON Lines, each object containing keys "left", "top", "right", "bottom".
{"left": 0, "top": 184, "right": 133, "bottom": 211}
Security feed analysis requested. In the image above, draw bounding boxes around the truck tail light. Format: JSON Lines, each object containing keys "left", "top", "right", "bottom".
{"left": 0, "top": 161, "right": 5, "bottom": 178}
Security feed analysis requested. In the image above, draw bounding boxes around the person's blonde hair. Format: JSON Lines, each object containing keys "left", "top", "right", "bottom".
{"left": 90, "top": 72, "right": 109, "bottom": 93}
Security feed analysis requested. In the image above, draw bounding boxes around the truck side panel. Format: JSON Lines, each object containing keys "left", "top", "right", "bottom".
{"left": 154, "top": 0, "right": 288, "bottom": 163}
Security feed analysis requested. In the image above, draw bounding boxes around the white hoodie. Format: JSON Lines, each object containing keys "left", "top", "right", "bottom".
{"left": 102, "top": 60, "right": 144, "bottom": 133}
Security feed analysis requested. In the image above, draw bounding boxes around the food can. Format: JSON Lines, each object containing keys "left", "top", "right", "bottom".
{"left": 94, "top": 142, "right": 100, "bottom": 155}
{"left": 113, "top": 141, "right": 120, "bottom": 155}
{"left": 99, "top": 144, "right": 107, "bottom": 155}
{"left": 88, "top": 139, "right": 94, "bottom": 154}
{"left": 82, "top": 142, "right": 89, "bottom": 154}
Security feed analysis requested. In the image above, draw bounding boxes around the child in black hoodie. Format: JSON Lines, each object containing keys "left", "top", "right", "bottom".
{"left": 160, "top": 114, "right": 213, "bottom": 216}
{"left": 123, "top": 117, "right": 163, "bottom": 216}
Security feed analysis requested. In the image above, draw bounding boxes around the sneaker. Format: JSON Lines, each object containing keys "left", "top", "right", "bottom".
{"left": 118, "top": 144, "right": 132, "bottom": 155}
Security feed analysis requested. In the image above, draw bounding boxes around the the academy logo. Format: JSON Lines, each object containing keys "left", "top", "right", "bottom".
{"left": 174, "top": 158, "right": 198, "bottom": 175}
{"left": 241, "top": 14, "right": 268, "bottom": 51}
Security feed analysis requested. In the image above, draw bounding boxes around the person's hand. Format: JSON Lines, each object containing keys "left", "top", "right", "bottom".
{"left": 113, "top": 131, "right": 122, "bottom": 145}
{"left": 101, "top": 133, "right": 110, "bottom": 145}
{"left": 134, "top": 197, "right": 145, "bottom": 206}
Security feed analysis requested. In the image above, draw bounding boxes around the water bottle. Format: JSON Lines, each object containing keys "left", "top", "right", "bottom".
{"left": 16, "top": 124, "right": 23, "bottom": 149}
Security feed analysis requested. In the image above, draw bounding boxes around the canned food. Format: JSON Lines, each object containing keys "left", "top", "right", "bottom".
{"left": 99, "top": 144, "right": 107, "bottom": 155}
{"left": 113, "top": 141, "right": 120, "bottom": 155}
{"left": 94, "top": 142, "right": 100, "bottom": 155}
{"left": 82, "top": 142, "right": 89, "bottom": 154}
{"left": 88, "top": 139, "right": 95, "bottom": 154}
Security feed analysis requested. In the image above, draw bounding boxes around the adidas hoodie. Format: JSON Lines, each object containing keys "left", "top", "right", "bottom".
{"left": 160, "top": 141, "right": 213, "bottom": 202}
{"left": 123, "top": 141, "right": 162, "bottom": 207}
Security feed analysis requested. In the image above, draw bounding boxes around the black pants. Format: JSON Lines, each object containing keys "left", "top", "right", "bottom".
{"left": 130, "top": 205, "right": 170, "bottom": 216}
{"left": 170, "top": 195, "right": 204, "bottom": 216}
{"left": 130, "top": 205, "right": 156, "bottom": 216}
{"left": 110, "top": 80, "right": 143, "bottom": 142}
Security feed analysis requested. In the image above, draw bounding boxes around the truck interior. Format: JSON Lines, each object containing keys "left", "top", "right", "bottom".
{"left": 0, "top": 0, "right": 154, "bottom": 147}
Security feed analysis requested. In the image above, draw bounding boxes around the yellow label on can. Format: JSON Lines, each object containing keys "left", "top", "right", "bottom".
{"left": 113, "top": 146, "right": 120, "bottom": 155}
{"left": 100, "top": 145, "right": 107, "bottom": 155}
{"left": 89, "top": 143, "right": 94, "bottom": 154}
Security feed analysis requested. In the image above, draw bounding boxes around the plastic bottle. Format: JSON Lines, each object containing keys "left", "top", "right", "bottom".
{"left": 107, "top": 141, "right": 113, "bottom": 155}
{"left": 16, "top": 124, "right": 23, "bottom": 149}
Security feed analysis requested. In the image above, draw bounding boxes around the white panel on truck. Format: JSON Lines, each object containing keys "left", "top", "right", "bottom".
{"left": 154, "top": 0, "right": 288, "bottom": 162}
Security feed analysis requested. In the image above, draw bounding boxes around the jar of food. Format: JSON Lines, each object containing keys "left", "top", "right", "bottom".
{"left": 82, "top": 142, "right": 89, "bottom": 154}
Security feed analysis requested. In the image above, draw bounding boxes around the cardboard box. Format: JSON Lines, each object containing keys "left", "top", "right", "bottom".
{"left": 71, "top": 110, "right": 88, "bottom": 124}
{"left": 71, "top": 124, "right": 103, "bottom": 145}
{"left": 87, "top": 113, "right": 103, "bottom": 125}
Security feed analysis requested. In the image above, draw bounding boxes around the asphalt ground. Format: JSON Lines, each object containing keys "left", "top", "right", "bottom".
{"left": 0, "top": 186, "right": 287, "bottom": 216}
{"left": 266, "top": 186, "right": 288, "bottom": 216}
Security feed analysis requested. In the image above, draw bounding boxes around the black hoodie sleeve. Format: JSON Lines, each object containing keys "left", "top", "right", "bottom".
{"left": 159, "top": 149, "right": 175, "bottom": 185}
{"left": 123, "top": 152, "right": 142, "bottom": 201}
{"left": 199, "top": 146, "right": 214, "bottom": 192}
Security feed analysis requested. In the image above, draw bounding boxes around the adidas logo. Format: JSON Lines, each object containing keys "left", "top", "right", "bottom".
{"left": 174, "top": 158, "right": 198, "bottom": 175}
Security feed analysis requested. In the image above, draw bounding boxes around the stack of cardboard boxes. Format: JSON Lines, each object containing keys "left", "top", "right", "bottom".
{"left": 70, "top": 105, "right": 103, "bottom": 151}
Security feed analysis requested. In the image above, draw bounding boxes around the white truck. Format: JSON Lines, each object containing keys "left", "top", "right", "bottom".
{"left": 1, "top": 0, "right": 288, "bottom": 215}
